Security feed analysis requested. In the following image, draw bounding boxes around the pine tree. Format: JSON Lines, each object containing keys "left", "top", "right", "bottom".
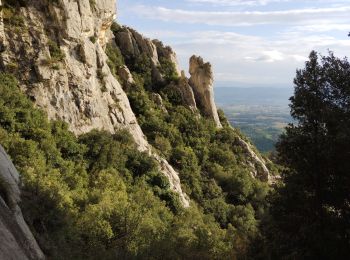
{"left": 269, "top": 51, "right": 350, "bottom": 258}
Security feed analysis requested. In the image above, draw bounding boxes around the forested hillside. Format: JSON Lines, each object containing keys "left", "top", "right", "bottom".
{"left": 1, "top": 0, "right": 349, "bottom": 259}
{"left": 0, "top": 68, "right": 270, "bottom": 259}
{"left": 0, "top": 0, "right": 275, "bottom": 258}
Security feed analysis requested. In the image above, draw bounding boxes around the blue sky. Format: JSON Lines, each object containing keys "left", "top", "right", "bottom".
{"left": 117, "top": 0, "right": 350, "bottom": 88}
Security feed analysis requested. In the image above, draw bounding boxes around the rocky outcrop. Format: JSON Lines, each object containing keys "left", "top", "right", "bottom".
{"left": 118, "top": 65, "right": 134, "bottom": 85}
{"left": 0, "top": 145, "right": 45, "bottom": 260}
{"left": 116, "top": 27, "right": 159, "bottom": 65}
{"left": 236, "top": 138, "right": 270, "bottom": 182}
{"left": 153, "top": 39, "right": 181, "bottom": 76}
{"left": 115, "top": 26, "right": 183, "bottom": 83}
{"left": 189, "top": 55, "right": 222, "bottom": 128}
{"left": 109, "top": 26, "right": 270, "bottom": 182}
{"left": 151, "top": 93, "right": 167, "bottom": 113}
{"left": 165, "top": 71, "right": 197, "bottom": 111}
{"left": 115, "top": 27, "right": 164, "bottom": 82}
{"left": 0, "top": 0, "right": 189, "bottom": 207}
{"left": 115, "top": 27, "right": 198, "bottom": 112}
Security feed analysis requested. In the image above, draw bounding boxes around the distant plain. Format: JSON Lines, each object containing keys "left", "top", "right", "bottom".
{"left": 215, "top": 87, "right": 293, "bottom": 153}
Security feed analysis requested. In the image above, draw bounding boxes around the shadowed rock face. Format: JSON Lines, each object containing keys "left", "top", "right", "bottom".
{"left": 188, "top": 55, "right": 222, "bottom": 128}
{"left": 0, "top": 145, "right": 45, "bottom": 260}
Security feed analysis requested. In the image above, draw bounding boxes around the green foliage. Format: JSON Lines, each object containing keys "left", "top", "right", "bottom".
{"left": 2, "top": 5, "right": 25, "bottom": 32}
{"left": 48, "top": 39, "right": 65, "bottom": 62}
{"left": 1, "top": 72, "right": 266, "bottom": 259}
{"left": 158, "top": 57, "right": 179, "bottom": 82}
{"left": 106, "top": 43, "right": 124, "bottom": 78}
{"left": 110, "top": 21, "right": 122, "bottom": 34}
{"left": 0, "top": 25, "right": 274, "bottom": 258}
{"left": 42, "top": 40, "right": 65, "bottom": 69}
{"left": 133, "top": 53, "right": 153, "bottom": 88}
{"left": 89, "top": 36, "right": 97, "bottom": 44}
{"left": 266, "top": 51, "right": 350, "bottom": 259}
{"left": 105, "top": 39, "right": 272, "bottom": 257}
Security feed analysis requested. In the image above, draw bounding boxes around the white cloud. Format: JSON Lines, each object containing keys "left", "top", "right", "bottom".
{"left": 186, "top": 0, "right": 290, "bottom": 6}
{"left": 245, "top": 50, "right": 284, "bottom": 62}
{"left": 291, "top": 23, "right": 350, "bottom": 33}
{"left": 139, "top": 29, "right": 350, "bottom": 86}
{"left": 186, "top": 0, "right": 350, "bottom": 7}
{"left": 133, "top": 5, "right": 350, "bottom": 27}
{"left": 123, "top": 1, "right": 350, "bottom": 87}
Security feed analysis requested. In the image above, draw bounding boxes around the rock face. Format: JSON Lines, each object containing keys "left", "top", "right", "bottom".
{"left": 189, "top": 55, "right": 222, "bottom": 128}
{"left": 176, "top": 71, "right": 197, "bottom": 110}
{"left": 0, "top": 0, "right": 189, "bottom": 207}
{"left": 115, "top": 27, "right": 183, "bottom": 82}
{"left": 153, "top": 39, "right": 182, "bottom": 76}
{"left": 118, "top": 65, "right": 134, "bottom": 85}
{"left": 236, "top": 138, "right": 271, "bottom": 182}
{"left": 0, "top": 145, "right": 45, "bottom": 260}
{"left": 0, "top": 0, "right": 271, "bottom": 210}
{"left": 116, "top": 27, "right": 164, "bottom": 82}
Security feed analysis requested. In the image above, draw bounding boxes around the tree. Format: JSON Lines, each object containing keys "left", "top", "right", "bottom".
{"left": 268, "top": 51, "right": 350, "bottom": 258}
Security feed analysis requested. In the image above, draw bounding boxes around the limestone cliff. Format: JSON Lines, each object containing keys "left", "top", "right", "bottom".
{"left": 0, "top": 0, "right": 271, "bottom": 208}
{"left": 0, "top": 145, "right": 44, "bottom": 260}
{"left": 188, "top": 56, "right": 270, "bottom": 181}
{"left": 189, "top": 55, "right": 222, "bottom": 128}
{"left": 0, "top": 0, "right": 189, "bottom": 206}
{"left": 114, "top": 26, "right": 197, "bottom": 111}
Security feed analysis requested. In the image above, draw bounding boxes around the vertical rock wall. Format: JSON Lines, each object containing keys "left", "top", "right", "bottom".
{"left": 188, "top": 55, "right": 222, "bottom": 128}
{"left": 0, "top": 0, "right": 189, "bottom": 207}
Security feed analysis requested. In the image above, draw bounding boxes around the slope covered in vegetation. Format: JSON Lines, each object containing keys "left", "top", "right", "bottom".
{"left": 0, "top": 1, "right": 276, "bottom": 258}
{"left": 0, "top": 70, "right": 272, "bottom": 259}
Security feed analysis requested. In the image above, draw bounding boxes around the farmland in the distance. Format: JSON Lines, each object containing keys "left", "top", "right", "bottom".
{"left": 215, "top": 87, "right": 293, "bottom": 153}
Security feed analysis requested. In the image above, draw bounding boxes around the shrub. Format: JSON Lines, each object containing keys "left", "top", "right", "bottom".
{"left": 48, "top": 40, "right": 65, "bottom": 61}
{"left": 106, "top": 43, "right": 124, "bottom": 77}
{"left": 158, "top": 57, "right": 179, "bottom": 82}
{"left": 89, "top": 36, "right": 97, "bottom": 44}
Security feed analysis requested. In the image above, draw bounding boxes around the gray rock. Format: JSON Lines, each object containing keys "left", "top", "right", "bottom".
{"left": 0, "top": 0, "right": 189, "bottom": 207}
{"left": 189, "top": 55, "right": 222, "bottom": 128}
{"left": 118, "top": 65, "right": 134, "bottom": 85}
{"left": 153, "top": 40, "right": 181, "bottom": 77}
{"left": 235, "top": 138, "right": 271, "bottom": 182}
{"left": 0, "top": 145, "right": 45, "bottom": 260}
{"left": 176, "top": 72, "right": 197, "bottom": 110}
{"left": 115, "top": 27, "right": 164, "bottom": 83}
{"left": 151, "top": 93, "right": 167, "bottom": 113}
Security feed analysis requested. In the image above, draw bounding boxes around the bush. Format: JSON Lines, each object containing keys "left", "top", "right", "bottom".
{"left": 48, "top": 40, "right": 65, "bottom": 62}
{"left": 106, "top": 43, "right": 124, "bottom": 77}
{"left": 158, "top": 57, "right": 179, "bottom": 82}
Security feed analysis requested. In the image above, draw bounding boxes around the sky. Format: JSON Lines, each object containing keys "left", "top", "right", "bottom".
{"left": 117, "top": 0, "right": 350, "bottom": 88}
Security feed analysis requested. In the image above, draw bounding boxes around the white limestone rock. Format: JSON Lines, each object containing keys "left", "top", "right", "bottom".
{"left": 0, "top": 0, "right": 189, "bottom": 207}
{"left": 189, "top": 55, "right": 222, "bottom": 128}
{"left": 118, "top": 65, "right": 134, "bottom": 85}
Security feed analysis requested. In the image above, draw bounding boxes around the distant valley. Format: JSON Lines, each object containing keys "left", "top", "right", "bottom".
{"left": 215, "top": 87, "right": 293, "bottom": 153}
